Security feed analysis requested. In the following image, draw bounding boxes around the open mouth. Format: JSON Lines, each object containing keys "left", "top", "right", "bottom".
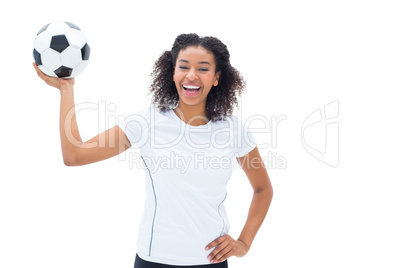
{"left": 183, "top": 85, "right": 201, "bottom": 92}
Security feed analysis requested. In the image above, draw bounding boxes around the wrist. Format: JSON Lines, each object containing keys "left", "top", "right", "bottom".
{"left": 237, "top": 238, "right": 251, "bottom": 251}
{"left": 60, "top": 84, "right": 74, "bottom": 93}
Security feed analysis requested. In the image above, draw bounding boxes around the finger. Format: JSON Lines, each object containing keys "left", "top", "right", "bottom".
{"left": 32, "top": 62, "right": 42, "bottom": 74}
{"left": 205, "top": 235, "right": 228, "bottom": 251}
{"left": 211, "top": 245, "right": 231, "bottom": 263}
{"left": 32, "top": 62, "right": 48, "bottom": 81}
{"left": 208, "top": 240, "right": 230, "bottom": 262}
{"left": 215, "top": 249, "right": 233, "bottom": 263}
{"left": 32, "top": 62, "right": 41, "bottom": 75}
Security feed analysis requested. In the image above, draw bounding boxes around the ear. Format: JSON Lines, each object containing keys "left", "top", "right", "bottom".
{"left": 214, "top": 71, "right": 221, "bottom": 87}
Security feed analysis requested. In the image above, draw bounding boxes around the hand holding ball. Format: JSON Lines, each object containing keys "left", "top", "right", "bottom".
{"left": 33, "top": 21, "right": 90, "bottom": 78}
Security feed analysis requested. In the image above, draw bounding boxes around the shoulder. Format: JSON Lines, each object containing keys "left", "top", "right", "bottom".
{"left": 222, "top": 114, "right": 255, "bottom": 141}
{"left": 118, "top": 106, "right": 154, "bottom": 133}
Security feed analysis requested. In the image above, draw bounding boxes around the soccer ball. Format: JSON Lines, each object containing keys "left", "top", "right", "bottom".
{"left": 33, "top": 21, "right": 90, "bottom": 78}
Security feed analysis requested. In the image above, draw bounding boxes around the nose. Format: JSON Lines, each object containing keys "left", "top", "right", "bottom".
{"left": 186, "top": 68, "right": 198, "bottom": 80}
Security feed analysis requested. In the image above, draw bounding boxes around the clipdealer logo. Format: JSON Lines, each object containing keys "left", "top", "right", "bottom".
{"left": 118, "top": 108, "right": 288, "bottom": 170}
{"left": 63, "top": 101, "right": 288, "bottom": 169}
{"left": 301, "top": 100, "right": 339, "bottom": 167}
{"left": 63, "top": 99, "right": 339, "bottom": 169}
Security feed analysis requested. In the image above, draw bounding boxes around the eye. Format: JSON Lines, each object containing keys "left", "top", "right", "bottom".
{"left": 178, "top": 66, "right": 188, "bottom": 70}
{"left": 199, "top": 68, "right": 209, "bottom": 72}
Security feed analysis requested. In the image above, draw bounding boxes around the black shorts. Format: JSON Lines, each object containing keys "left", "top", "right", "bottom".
{"left": 134, "top": 254, "right": 229, "bottom": 268}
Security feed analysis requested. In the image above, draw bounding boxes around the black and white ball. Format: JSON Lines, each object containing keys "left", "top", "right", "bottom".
{"left": 33, "top": 21, "right": 90, "bottom": 78}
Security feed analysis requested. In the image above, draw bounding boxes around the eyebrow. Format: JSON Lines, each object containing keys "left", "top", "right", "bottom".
{"left": 178, "top": 59, "right": 211, "bottom": 65}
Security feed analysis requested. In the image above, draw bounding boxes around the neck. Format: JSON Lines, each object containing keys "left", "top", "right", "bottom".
{"left": 174, "top": 102, "right": 210, "bottom": 126}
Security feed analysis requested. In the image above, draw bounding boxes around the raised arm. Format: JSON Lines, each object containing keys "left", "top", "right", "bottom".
{"left": 33, "top": 63, "right": 131, "bottom": 166}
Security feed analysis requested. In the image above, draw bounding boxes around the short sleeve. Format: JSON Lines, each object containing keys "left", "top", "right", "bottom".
{"left": 234, "top": 117, "right": 257, "bottom": 158}
{"left": 117, "top": 107, "right": 150, "bottom": 148}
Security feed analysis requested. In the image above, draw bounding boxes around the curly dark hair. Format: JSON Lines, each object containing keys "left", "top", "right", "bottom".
{"left": 148, "top": 33, "right": 246, "bottom": 122}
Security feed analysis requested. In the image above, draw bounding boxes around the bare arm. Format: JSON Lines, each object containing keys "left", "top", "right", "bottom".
{"left": 33, "top": 63, "right": 131, "bottom": 166}
{"left": 236, "top": 146, "right": 273, "bottom": 249}
{"left": 205, "top": 146, "right": 273, "bottom": 263}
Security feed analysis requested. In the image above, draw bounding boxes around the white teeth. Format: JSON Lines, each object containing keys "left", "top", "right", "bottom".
{"left": 183, "top": 85, "right": 200, "bottom": 90}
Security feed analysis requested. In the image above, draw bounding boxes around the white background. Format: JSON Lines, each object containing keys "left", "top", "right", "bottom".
{"left": 1, "top": 0, "right": 401, "bottom": 267}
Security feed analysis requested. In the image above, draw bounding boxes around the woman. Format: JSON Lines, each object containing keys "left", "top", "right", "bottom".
{"left": 33, "top": 33, "right": 273, "bottom": 267}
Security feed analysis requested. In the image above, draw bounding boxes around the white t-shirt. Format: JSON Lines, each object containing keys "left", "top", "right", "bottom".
{"left": 117, "top": 105, "right": 257, "bottom": 265}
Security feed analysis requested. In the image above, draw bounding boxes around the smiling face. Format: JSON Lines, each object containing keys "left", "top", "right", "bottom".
{"left": 173, "top": 46, "right": 220, "bottom": 108}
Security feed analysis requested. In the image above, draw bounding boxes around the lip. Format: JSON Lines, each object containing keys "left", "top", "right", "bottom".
{"left": 183, "top": 83, "right": 201, "bottom": 87}
{"left": 182, "top": 84, "right": 202, "bottom": 96}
